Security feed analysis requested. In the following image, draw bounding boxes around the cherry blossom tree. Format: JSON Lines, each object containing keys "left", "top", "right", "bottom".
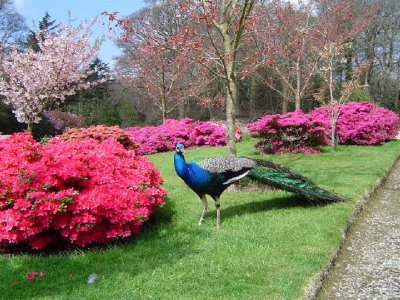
{"left": 0, "top": 21, "right": 103, "bottom": 131}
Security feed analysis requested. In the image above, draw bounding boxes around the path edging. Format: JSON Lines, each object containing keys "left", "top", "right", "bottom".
{"left": 302, "top": 155, "right": 400, "bottom": 300}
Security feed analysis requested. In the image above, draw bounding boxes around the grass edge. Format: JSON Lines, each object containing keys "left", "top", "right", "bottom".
{"left": 302, "top": 154, "right": 400, "bottom": 300}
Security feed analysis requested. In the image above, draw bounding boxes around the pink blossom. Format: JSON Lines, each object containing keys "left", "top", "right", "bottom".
{"left": 26, "top": 272, "right": 38, "bottom": 280}
{"left": 125, "top": 119, "right": 242, "bottom": 155}
{"left": 247, "top": 110, "right": 328, "bottom": 154}
{"left": 0, "top": 133, "right": 166, "bottom": 250}
{"left": 26, "top": 272, "right": 45, "bottom": 280}
{"left": 0, "top": 21, "right": 103, "bottom": 126}
{"left": 247, "top": 102, "right": 399, "bottom": 154}
{"left": 311, "top": 102, "right": 399, "bottom": 145}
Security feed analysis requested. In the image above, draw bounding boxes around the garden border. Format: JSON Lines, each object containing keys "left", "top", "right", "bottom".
{"left": 303, "top": 154, "right": 400, "bottom": 299}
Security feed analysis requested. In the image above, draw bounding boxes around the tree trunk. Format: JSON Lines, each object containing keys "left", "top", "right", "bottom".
{"left": 295, "top": 60, "right": 301, "bottom": 110}
{"left": 27, "top": 122, "right": 33, "bottom": 132}
{"left": 282, "top": 84, "right": 289, "bottom": 114}
{"left": 282, "top": 97, "right": 288, "bottom": 114}
{"left": 330, "top": 107, "right": 340, "bottom": 152}
{"left": 226, "top": 76, "right": 238, "bottom": 156}
{"left": 178, "top": 101, "right": 185, "bottom": 119}
{"left": 330, "top": 118, "right": 337, "bottom": 152}
{"left": 161, "top": 95, "right": 167, "bottom": 123}
{"left": 249, "top": 76, "right": 257, "bottom": 118}
{"left": 221, "top": 3, "right": 238, "bottom": 157}
{"left": 345, "top": 44, "right": 354, "bottom": 81}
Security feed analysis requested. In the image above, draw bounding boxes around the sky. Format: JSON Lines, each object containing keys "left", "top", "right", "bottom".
{"left": 13, "top": 0, "right": 147, "bottom": 67}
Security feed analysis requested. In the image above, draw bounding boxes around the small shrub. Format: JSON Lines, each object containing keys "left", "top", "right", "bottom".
{"left": 57, "top": 125, "right": 138, "bottom": 150}
{"left": 311, "top": 102, "right": 399, "bottom": 145}
{"left": 247, "top": 110, "right": 328, "bottom": 154}
{"left": 0, "top": 133, "right": 166, "bottom": 250}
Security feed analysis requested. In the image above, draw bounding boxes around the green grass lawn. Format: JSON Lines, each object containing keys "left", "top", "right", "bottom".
{"left": 1, "top": 140, "right": 400, "bottom": 299}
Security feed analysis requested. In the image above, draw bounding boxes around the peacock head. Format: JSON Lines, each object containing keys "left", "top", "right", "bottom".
{"left": 175, "top": 143, "right": 185, "bottom": 154}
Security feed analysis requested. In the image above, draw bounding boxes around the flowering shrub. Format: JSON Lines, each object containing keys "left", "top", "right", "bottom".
{"left": 125, "top": 119, "right": 193, "bottom": 155}
{"left": 44, "top": 110, "right": 85, "bottom": 134}
{"left": 247, "top": 110, "right": 328, "bottom": 154}
{"left": 57, "top": 125, "right": 138, "bottom": 150}
{"left": 189, "top": 121, "right": 227, "bottom": 147}
{"left": 311, "top": 102, "right": 399, "bottom": 145}
{"left": 0, "top": 133, "right": 166, "bottom": 250}
{"left": 125, "top": 118, "right": 243, "bottom": 155}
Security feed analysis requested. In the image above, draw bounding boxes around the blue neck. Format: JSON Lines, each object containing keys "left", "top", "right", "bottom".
{"left": 174, "top": 152, "right": 187, "bottom": 177}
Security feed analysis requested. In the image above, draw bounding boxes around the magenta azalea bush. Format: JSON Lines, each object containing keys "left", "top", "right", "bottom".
{"left": 311, "top": 102, "right": 399, "bottom": 145}
{"left": 125, "top": 118, "right": 243, "bottom": 155}
{"left": 247, "top": 110, "right": 328, "bottom": 154}
{"left": 0, "top": 133, "right": 166, "bottom": 250}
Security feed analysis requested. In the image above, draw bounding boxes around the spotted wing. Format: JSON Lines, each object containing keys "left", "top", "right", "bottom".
{"left": 200, "top": 156, "right": 256, "bottom": 173}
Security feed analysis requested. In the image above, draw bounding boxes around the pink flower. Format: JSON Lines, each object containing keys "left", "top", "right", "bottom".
{"left": 125, "top": 119, "right": 243, "bottom": 155}
{"left": 26, "top": 272, "right": 38, "bottom": 280}
{"left": 311, "top": 102, "right": 399, "bottom": 145}
{"left": 26, "top": 272, "right": 45, "bottom": 280}
{"left": 247, "top": 110, "right": 328, "bottom": 154}
{"left": 0, "top": 133, "right": 167, "bottom": 250}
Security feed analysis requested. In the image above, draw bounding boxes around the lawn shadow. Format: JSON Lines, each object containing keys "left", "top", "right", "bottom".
{"left": 0, "top": 198, "right": 201, "bottom": 299}
{"left": 0, "top": 197, "right": 177, "bottom": 257}
{"left": 207, "top": 195, "right": 322, "bottom": 221}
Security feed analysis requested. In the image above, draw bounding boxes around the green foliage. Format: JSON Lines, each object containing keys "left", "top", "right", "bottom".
{"left": 65, "top": 92, "right": 121, "bottom": 126}
{"left": 349, "top": 88, "right": 372, "bottom": 102}
{"left": 1, "top": 140, "right": 399, "bottom": 299}
{"left": 31, "top": 116, "right": 56, "bottom": 140}
{"left": 63, "top": 59, "right": 124, "bottom": 126}
{"left": 117, "top": 97, "right": 145, "bottom": 127}
{"left": 0, "top": 100, "right": 25, "bottom": 134}
{"left": 0, "top": 100, "right": 56, "bottom": 139}
{"left": 26, "top": 12, "right": 59, "bottom": 51}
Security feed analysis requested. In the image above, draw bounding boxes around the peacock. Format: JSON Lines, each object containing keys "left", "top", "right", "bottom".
{"left": 174, "top": 143, "right": 342, "bottom": 229}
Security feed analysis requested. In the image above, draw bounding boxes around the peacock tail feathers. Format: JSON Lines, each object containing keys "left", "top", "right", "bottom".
{"left": 248, "top": 159, "right": 343, "bottom": 203}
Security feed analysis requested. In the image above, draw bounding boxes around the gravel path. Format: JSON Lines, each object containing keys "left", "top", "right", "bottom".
{"left": 319, "top": 159, "right": 400, "bottom": 299}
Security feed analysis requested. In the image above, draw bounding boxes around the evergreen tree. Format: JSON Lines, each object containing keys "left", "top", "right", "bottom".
{"left": 26, "top": 12, "right": 59, "bottom": 51}
{"left": 64, "top": 58, "right": 122, "bottom": 126}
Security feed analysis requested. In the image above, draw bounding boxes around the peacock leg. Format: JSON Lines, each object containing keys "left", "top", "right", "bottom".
{"left": 214, "top": 196, "right": 221, "bottom": 230}
{"left": 198, "top": 194, "right": 208, "bottom": 226}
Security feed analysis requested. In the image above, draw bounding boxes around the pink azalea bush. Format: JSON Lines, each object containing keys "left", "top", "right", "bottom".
{"left": 125, "top": 118, "right": 243, "bottom": 155}
{"left": 246, "top": 110, "right": 329, "bottom": 154}
{"left": 311, "top": 102, "right": 399, "bottom": 145}
{"left": 0, "top": 133, "right": 166, "bottom": 250}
